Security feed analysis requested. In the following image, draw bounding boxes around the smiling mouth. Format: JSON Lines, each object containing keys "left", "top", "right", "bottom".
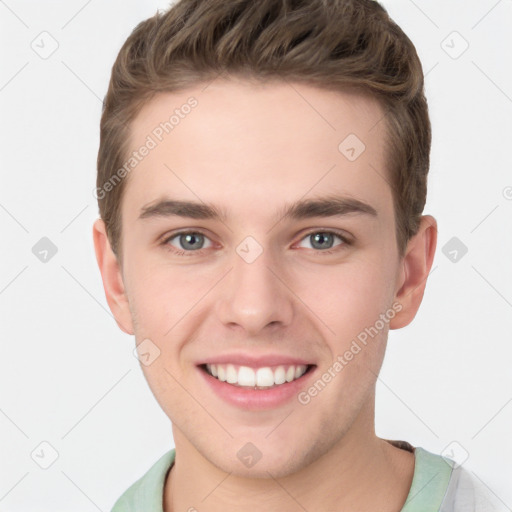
{"left": 200, "top": 363, "right": 315, "bottom": 389}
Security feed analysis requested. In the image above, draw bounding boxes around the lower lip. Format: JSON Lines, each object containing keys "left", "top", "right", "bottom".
{"left": 198, "top": 366, "right": 316, "bottom": 410}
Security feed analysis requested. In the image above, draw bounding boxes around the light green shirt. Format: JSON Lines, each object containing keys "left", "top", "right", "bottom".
{"left": 110, "top": 441, "right": 495, "bottom": 511}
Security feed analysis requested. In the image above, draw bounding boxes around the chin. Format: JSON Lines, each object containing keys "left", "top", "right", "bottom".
{"left": 223, "top": 454, "right": 301, "bottom": 479}
{"left": 203, "top": 437, "right": 329, "bottom": 480}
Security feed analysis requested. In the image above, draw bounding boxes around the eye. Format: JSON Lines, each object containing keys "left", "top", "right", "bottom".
{"left": 164, "top": 231, "right": 213, "bottom": 253}
{"left": 296, "top": 231, "right": 349, "bottom": 251}
{"left": 161, "top": 229, "right": 349, "bottom": 256}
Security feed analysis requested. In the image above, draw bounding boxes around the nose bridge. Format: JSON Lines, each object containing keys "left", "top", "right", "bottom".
{"left": 216, "top": 237, "right": 293, "bottom": 333}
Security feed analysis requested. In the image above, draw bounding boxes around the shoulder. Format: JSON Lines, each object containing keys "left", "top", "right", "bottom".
{"left": 439, "top": 461, "right": 506, "bottom": 512}
{"left": 402, "top": 445, "right": 502, "bottom": 512}
{"left": 110, "top": 449, "right": 176, "bottom": 512}
{"left": 401, "top": 446, "right": 453, "bottom": 511}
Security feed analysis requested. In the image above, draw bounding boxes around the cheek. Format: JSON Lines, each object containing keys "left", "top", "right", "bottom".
{"left": 125, "top": 258, "right": 223, "bottom": 380}
{"left": 139, "top": 358, "right": 196, "bottom": 428}
{"left": 126, "top": 256, "right": 211, "bottom": 334}
{"left": 293, "top": 256, "right": 396, "bottom": 341}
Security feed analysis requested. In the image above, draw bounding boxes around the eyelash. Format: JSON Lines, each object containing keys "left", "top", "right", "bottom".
{"left": 160, "top": 229, "right": 352, "bottom": 257}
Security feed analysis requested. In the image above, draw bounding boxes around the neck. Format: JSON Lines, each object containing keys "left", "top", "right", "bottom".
{"left": 163, "top": 407, "right": 415, "bottom": 512}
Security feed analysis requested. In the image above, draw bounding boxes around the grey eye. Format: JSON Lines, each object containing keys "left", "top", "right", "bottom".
{"left": 310, "top": 232, "right": 335, "bottom": 250}
{"left": 168, "top": 232, "right": 211, "bottom": 251}
{"left": 297, "top": 231, "right": 345, "bottom": 251}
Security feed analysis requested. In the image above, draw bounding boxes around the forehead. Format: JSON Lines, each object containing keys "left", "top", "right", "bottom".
{"left": 123, "top": 78, "right": 392, "bottom": 224}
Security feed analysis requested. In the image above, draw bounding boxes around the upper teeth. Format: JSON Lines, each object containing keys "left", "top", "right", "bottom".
{"left": 206, "top": 363, "right": 308, "bottom": 388}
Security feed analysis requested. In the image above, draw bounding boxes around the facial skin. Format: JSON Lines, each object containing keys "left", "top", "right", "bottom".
{"left": 93, "top": 78, "right": 437, "bottom": 511}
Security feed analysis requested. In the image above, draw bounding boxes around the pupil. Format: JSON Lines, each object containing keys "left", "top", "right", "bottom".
{"left": 181, "top": 233, "right": 203, "bottom": 250}
{"left": 311, "top": 232, "right": 333, "bottom": 250}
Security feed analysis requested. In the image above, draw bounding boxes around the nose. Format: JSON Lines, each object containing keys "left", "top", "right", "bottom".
{"left": 215, "top": 243, "right": 294, "bottom": 336}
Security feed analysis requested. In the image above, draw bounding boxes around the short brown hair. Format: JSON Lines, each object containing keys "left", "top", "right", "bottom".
{"left": 97, "top": 0, "right": 431, "bottom": 261}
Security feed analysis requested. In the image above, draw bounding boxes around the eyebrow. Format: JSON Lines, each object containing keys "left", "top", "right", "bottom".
{"left": 278, "top": 195, "right": 377, "bottom": 221}
{"left": 138, "top": 195, "right": 377, "bottom": 222}
{"left": 139, "top": 199, "right": 226, "bottom": 221}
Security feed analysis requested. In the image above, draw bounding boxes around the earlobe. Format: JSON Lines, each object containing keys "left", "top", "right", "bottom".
{"left": 92, "top": 218, "right": 134, "bottom": 335}
{"left": 389, "top": 215, "right": 438, "bottom": 330}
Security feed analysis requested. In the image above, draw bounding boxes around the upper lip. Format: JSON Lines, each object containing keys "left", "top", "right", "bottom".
{"left": 197, "top": 353, "right": 315, "bottom": 368}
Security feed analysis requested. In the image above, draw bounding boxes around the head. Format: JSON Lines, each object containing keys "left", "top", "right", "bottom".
{"left": 93, "top": 0, "right": 437, "bottom": 477}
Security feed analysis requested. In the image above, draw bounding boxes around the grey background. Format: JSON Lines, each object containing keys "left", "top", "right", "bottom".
{"left": 1, "top": 0, "right": 511, "bottom": 509}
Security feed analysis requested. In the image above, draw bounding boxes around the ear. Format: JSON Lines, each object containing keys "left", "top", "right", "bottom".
{"left": 92, "top": 218, "right": 134, "bottom": 335}
{"left": 389, "top": 215, "right": 438, "bottom": 329}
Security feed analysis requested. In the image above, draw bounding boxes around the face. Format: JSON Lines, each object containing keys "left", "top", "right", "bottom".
{"left": 96, "top": 78, "right": 421, "bottom": 478}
